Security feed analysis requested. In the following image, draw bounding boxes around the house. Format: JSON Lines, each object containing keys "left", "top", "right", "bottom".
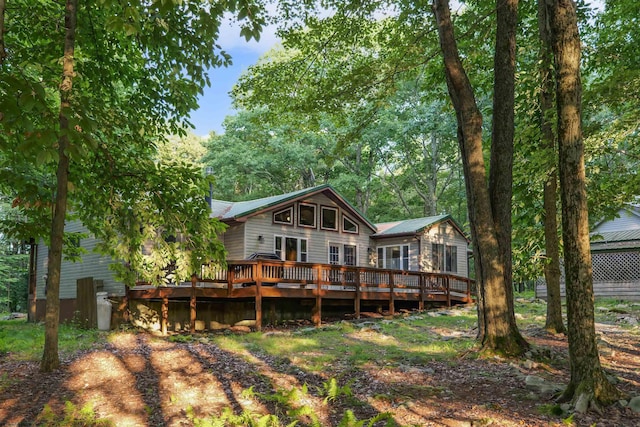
{"left": 30, "top": 184, "right": 472, "bottom": 329}
{"left": 212, "top": 185, "right": 469, "bottom": 277}
{"left": 536, "top": 204, "right": 640, "bottom": 300}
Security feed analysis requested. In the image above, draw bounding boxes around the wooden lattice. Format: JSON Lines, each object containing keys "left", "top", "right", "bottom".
{"left": 536, "top": 250, "right": 640, "bottom": 299}
{"left": 591, "top": 251, "right": 640, "bottom": 282}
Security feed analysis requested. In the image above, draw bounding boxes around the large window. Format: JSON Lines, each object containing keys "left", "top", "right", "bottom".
{"left": 275, "top": 236, "right": 308, "bottom": 262}
{"left": 432, "top": 243, "right": 457, "bottom": 273}
{"left": 344, "top": 245, "right": 356, "bottom": 266}
{"left": 377, "top": 244, "right": 409, "bottom": 270}
{"left": 329, "top": 244, "right": 340, "bottom": 265}
{"left": 298, "top": 203, "right": 316, "bottom": 228}
{"left": 321, "top": 206, "right": 338, "bottom": 231}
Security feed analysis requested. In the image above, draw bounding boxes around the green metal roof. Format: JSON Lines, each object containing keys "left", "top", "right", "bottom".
{"left": 591, "top": 229, "right": 640, "bottom": 251}
{"left": 211, "top": 184, "right": 377, "bottom": 231}
{"left": 373, "top": 214, "right": 468, "bottom": 241}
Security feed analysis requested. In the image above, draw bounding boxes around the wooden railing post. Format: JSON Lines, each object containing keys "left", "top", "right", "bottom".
{"left": 446, "top": 276, "right": 451, "bottom": 307}
{"left": 227, "top": 263, "right": 234, "bottom": 297}
{"left": 389, "top": 271, "right": 395, "bottom": 315}
{"left": 190, "top": 274, "right": 197, "bottom": 333}
{"left": 419, "top": 273, "right": 425, "bottom": 311}
{"left": 312, "top": 264, "right": 323, "bottom": 326}
{"left": 161, "top": 292, "right": 168, "bottom": 335}
{"left": 355, "top": 268, "right": 361, "bottom": 319}
{"left": 255, "top": 261, "right": 263, "bottom": 331}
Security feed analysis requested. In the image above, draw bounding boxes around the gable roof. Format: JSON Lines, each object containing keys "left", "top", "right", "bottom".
{"left": 592, "top": 203, "right": 640, "bottom": 233}
{"left": 372, "top": 214, "right": 469, "bottom": 241}
{"left": 211, "top": 184, "right": 377, "bottom": 232}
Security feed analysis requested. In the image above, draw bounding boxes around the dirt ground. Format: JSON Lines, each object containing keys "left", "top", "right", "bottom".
{"left": 0, "top": 320, "right": 638, "bottom": 427}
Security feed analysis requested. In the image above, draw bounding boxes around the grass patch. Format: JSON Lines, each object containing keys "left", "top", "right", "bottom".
{"left": 0, "top": 318, "right": 106, "bottom": 362}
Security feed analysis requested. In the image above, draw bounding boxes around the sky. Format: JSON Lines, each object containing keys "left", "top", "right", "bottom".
{"left": 189, "top": 17, "right": 280, "bottom": 137}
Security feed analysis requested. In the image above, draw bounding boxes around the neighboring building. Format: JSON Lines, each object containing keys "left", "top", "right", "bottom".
{"left": 536, "top": 204, "right": 640, "bottom": 300}
{"left": 31, "top": 184, "right": 471, "bottom": 321}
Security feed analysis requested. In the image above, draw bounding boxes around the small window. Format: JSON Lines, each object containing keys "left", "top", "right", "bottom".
{"left": 273, "top": 207, "right": 293, "bottom": 225}
{"left": 342, "top": 215, "right": 358, "bottom": 234}
{"left": 329, "top": 245, "right": 340, "bottom": 265}
{"left": 298, "top": 203, "right": 316, "bottom": 228}
{"left": 321, "top": 206, "right": 338, "bottom": 231}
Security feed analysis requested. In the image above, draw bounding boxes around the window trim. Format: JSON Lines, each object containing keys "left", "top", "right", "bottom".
{"left": 342, "top": 214, "right": 359, "bottom": 234}
{"left": 320, "top": 206, "right": 339, "bottom": 231}
{"left": 297, "top": 203, "right": 317, "bottom": 228}
{"left": 273, "top": 206, "right": 294, "bottom": 225}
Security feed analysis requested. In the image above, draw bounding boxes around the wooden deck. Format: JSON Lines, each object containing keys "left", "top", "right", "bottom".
{"left": 127, "top": 259, "right": 476, "bottom": 333}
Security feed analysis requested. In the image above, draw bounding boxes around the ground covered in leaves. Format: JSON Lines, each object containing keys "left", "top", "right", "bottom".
{"left": 1, "top": 304, "right": 639, "bottom": 426}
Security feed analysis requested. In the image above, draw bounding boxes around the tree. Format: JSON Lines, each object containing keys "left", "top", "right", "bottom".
{"left": 1, "top": 0, "right": 264, "bottom": 372}
{"left": 538, "top": 0, "right": 564, "bottom": 334}
{"left": 433, "top": 0, "right": 528, "bottom": 356}
{"left": 546, "top": 0, "right": 623, "bottom": 410}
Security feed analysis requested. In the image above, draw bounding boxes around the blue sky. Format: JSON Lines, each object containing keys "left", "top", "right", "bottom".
{"left": 189, "top": 18, "right": 279, "bottom": 137}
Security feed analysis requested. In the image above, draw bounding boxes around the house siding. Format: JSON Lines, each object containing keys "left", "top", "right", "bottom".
{"left": 593, "top": 209, "right": 640, "bottom": 233}
{"left": 35, "top": 221, "right": 123, "bottom": 301}
{"left": 421, "top": 222, "right": 468, "bottom": 277}
{"left": 222, "top": 223, "right": 246, "bottom": 260}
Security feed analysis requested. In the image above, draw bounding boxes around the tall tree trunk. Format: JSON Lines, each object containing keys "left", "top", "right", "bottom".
{"left": 538, "top": 0, "right": 565, "bottom": 334}
{"left": 433, "top": 0, "right": 527, "bottom": 356}
{"left": 547, "top": 0, "right": 622, "bottom": 410}
{"left": 40, "top": 0, "right": 77, "bottom": 373}
{"left": 489, "top": 0, "right": 524, "bottom": 344}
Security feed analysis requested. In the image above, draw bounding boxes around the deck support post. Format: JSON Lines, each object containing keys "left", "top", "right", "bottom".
{"left": 190, "top": 274, "right": 197, "bottom": 333}
{"left": 312, "top": 265, "right": 323, "bottom": 326}
{"left": 389, "top": 271, "right": 395, "bottom": 315}
{"left": 227, "top": 265, "right": 234, "bottom": 297}
{"left": 354, "top": 268, "right": 361, "bottom": 319}
{"left": 255, "top": 262, "right": 263, "bottom": 331}
{"left": 161, "top": 293, "right": 168, "bottom": 335}
{"left": 419, "top": 274, "right": 425, "bottom": 311}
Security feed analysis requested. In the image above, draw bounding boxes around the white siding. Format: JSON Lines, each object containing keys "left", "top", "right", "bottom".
{"left": 593, "top": 208, "right": 640, "bottom": 233}
{"left": 35, "top": 221, "right": 123, "bottom": 300}
{"left": 223, "top": 223, "right": 246, "bottom": 260}
{"left": 420, "top": 222, "right": 468, "bottom": 277}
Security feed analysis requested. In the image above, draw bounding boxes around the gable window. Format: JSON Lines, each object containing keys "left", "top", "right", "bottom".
{"left": 273, "top": 207, "right": 293, "bottom": 225}
{"left": 321, "top": 206, "right": 338, "bottom": 231}
{"left": 275, "top": 235, "right": 308, "bottom": 262}
{"left": 432, "top": 243, "right": 457, "bottom": 273}
{"left": 298, "top": 203, "right": 316, "bottom": 228}
{"left": 377, "top": 244, "right": 409, "bottom": 270}
{"left": 342, "top": 215, "right": 358, "bottom": 234}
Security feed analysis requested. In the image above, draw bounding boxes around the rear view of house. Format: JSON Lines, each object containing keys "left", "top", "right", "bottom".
{"left": 30, "top": 184, "right": 473, "bottom": 330}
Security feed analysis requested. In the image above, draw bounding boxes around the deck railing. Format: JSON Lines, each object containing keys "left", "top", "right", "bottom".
{"left": 131, "top": 259, "right": 476, "bottom": 334}
{"left": 196, "top": 259, "right": 475, "bottom": 300}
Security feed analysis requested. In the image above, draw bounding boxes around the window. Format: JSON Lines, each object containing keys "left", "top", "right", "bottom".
{"left": 432, "top": 243, "right": 444, "bottom": 271}
{"left": 377, "top": 244, "right": 409, "bottom": 270}
{"left": 298, "top": 203, "right": 316, "bottom": 228}
{"left": 275, "top": 236, "right": 308, "bottom": 262}
{"left": 446, "top": 245, "right": 457, "bottom": 273}
{"left": 344, "top": 245, "right": 356, "bottom": 266}
{"left": 342, "top": 215, "right": 358, "bottom": 234}
{"left": 273, "top": 207, "right": 293, "bottom": 225}
{"left": 329, "top": 244, "right": 340, "bottom": 265}
{"left": 432, "top": 243, "right": 457, "bottom": 272}
{"left": 321, "top": 206, "right": 338, "bottom": 231}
